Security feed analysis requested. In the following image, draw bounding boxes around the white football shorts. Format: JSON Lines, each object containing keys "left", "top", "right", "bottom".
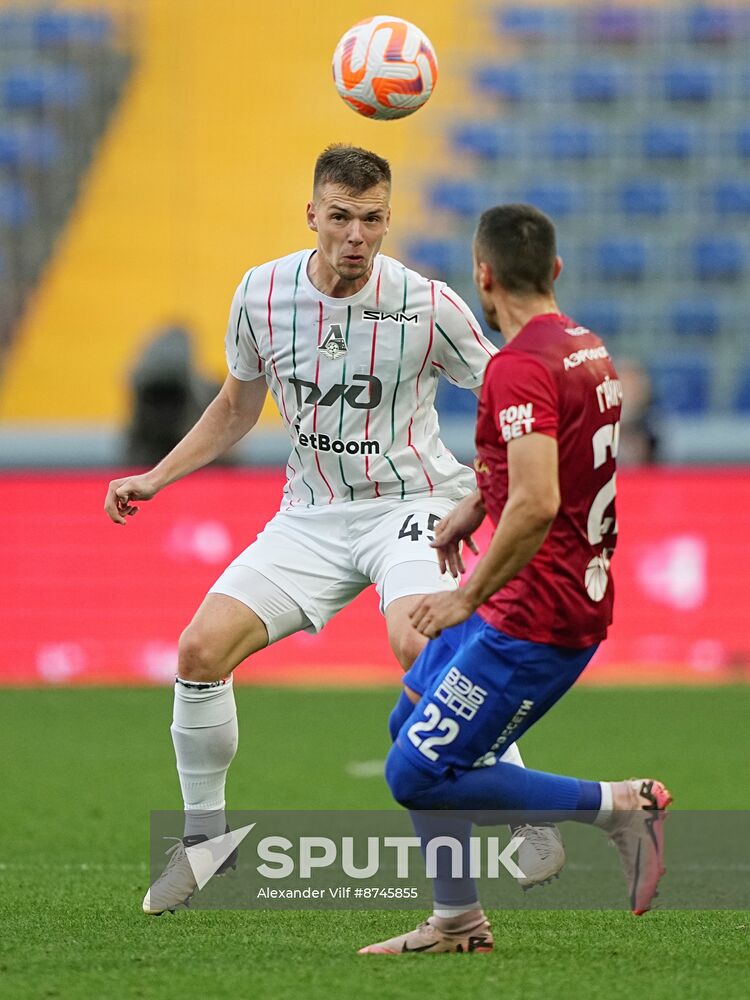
{"left": 208, "top": 495, "right": 460, "bottom": 644}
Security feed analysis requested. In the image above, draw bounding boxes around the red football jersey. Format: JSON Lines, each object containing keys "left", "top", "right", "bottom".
{"left": 474, "top": 313, "right": 621, "bottom": 648}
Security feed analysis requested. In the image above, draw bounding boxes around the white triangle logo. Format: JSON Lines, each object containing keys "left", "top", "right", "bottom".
{"left": 184, "top": 823, "right": 255, "bottom": 890}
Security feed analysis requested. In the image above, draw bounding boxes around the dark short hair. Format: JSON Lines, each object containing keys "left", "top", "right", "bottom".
{"left": 475, "top": 204, "right": 557, "bottom": 295}
{"left": 313, "top": 144, "right": 391, "bottom": 194}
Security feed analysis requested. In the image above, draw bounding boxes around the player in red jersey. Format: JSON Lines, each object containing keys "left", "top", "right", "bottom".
{"left": 360, "top": 205, "right": 672, "bottom": 955}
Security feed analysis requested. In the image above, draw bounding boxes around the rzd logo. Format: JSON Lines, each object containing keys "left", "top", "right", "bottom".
{"left": 289, "top": 375, "right": 382, "bottom": 410}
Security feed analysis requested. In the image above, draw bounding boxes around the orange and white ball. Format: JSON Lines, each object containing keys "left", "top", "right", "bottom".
{"left": 332, "top": 16, "right": 438, "bottom": 120}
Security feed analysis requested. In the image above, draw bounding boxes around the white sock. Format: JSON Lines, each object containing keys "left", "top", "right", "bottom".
{"left": 171, "top": 677, "right": 238, "bottom": 839}
{"left": 433, "top": 904, "right": 483, "bottom": 919}
{"left": 594, "top": 781, "right": 614, "bottom": 827}
{"left": 499, "top": 742, "right": 524, "bottom": 767}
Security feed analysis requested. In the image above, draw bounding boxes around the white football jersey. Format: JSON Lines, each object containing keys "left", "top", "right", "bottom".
{"left": 226, "top": 250, "right": 497, "bottom": 508}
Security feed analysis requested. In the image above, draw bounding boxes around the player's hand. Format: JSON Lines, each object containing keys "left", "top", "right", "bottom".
{"left": 409, "top": 590, "right": 475, "bottom": 639}
{"left": 104, "top": 473, "right": 160, "bottom": 525}
{"left": 431, "top": 493, "right": 485, "bottom": 578}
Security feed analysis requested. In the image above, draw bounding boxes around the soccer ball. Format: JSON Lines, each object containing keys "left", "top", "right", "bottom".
{"left": 332, "top": 15, "right": 438, "bottom": 120}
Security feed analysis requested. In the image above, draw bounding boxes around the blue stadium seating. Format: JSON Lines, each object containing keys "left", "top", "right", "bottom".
{"left": 571, "top": 300, "right": 624, "bottom": 339}
{"left": 693, "top": 237, "right": 744, "bottom": 281}
{"left": 618, "top": 180, "right": 672, "bottom": 217}
{"left": 539, "top": 123, "right": 601, "bottom": 160}
{"left": 1, "top": 67, "right": 87, "bottom": 111}
{"left": 670, "top": 299, "right": 721, "bottom": 338}
{"left": 582, "top": 7, "right": 650, "bottom": 43}
{"left": 474, "top": 65, "right": 533, "bottom": 103}
{"left": 642, "top": 124, "right": 695, "bottom": 160}
{"left": 427, "top": 180, "right": 488, "bottom": 218}
{"left": 732, "top": 361, "right": 750, "bottom": 412}
{"left": 522, "top": 181, "right": 583, "bottom": 217}
{"left": 661, "top": 65, "right": 720, "bottom": 102}
{"left": 687, "top": 6, "right": 748, "bottom": 44}
{"left": 0, "top": 124, "right": 61, "bottom": 169}
{"left": 451, "top": 123, "right": 519, "bottom": 161}
{"left": 595, "top": 238, "right": 648, "bottom": 282}
{"left": 414, "top": 6, "right": 750, "bottom": 417}
{"left": 0, "top": 182, "right": 32, "bottom": 227}
{"left": 33, "top": 10, "right": 113, "bottom": 47}
{"left": 735, "top": 126, "right": 750, "bottom": 158}
{"left": 649, "top": 357, "right": 712, "bottom": 414}
{"left": 570, "top": 65, "right": 632, "bottom": 103}
{"left": 405, "top": 239, "right": 467, "bottom": 277}
{"left": 495, "top": 6, "right": 574, "bottom": 42}
{"left": 435, "top": 379, "right": 479, "bottom": 418}
{"left": 713, "top": 181, "right": 750, "bottom": 215}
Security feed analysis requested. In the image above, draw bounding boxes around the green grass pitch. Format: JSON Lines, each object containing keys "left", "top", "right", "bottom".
{"left": 1, "top": 685, "right": 748, "bottom": 999}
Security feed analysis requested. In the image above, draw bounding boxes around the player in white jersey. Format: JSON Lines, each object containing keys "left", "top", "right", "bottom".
{"left": 103, "top": 145, "right": 564, "bottom": 914}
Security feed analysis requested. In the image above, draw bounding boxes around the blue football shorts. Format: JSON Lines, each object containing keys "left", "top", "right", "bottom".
{"left": 399, "top": 613, "right": 599, "bottom": 776}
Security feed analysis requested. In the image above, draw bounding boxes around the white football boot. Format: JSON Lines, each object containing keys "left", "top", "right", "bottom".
{"left": 511, "top": 823, "right": 566, "bottom": 889}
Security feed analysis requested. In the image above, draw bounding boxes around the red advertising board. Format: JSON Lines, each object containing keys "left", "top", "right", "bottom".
{"left": 1, "top": 469, "right": 748, "bottom": 685}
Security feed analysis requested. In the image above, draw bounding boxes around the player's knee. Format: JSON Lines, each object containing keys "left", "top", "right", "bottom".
{"left": 385, "top": 743, "right": 434, "bottom": 809}
{"left": 389, "top": 629, "right": 426, "bottom": 670}
{"left": 177, "top": 626, "right": 226, "bottom": 683}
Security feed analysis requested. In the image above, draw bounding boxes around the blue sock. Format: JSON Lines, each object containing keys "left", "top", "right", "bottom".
{"left": 387, "top": 744, "right": 602, "bottom": 816}
{"left": 410, "top": 811, "right": 478, "bottom": 910}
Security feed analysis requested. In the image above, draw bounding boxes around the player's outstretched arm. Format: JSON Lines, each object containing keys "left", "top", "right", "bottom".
{"left": 104, "top": 373, "right": 268, "bottom": 525}
{"left": 431, "top": 489, "right": 485, "bottom": 577}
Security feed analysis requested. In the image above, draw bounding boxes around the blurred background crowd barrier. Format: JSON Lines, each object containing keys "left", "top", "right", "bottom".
{"left": 1, "top": 1, "right": 748, "bottom": 684}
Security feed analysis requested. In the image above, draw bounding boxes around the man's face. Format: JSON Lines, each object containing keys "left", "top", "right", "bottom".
{"left": 307, "top": 182, "right": 391, "bottom": 282}
{"left": 473, "top": 248, "right": 500, "bottom": 331}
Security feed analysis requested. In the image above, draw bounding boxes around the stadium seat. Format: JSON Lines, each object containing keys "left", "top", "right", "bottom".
{"left": 494, "top": 7, "right": 574, "bottom": 41}
{"left": 713, "top": 181, "right": 750, "bottom": 215}
{"left": 582, "top": 7, "right": 649, "bottom": 43}
{"left": 570, "top": 65, "right": 631, "bottom": 103}
{"left": 648, "top": 357, "right": 712, "bottom": 414}
{"left": 670, "top": 299, "right": 721, "bottom": 338}
{"left": 595, "top": 237, "right": 648, "bottom": 282}
{"left": 571, "top": 300, "right": 624, "bottom": 339}
{"left": 732, "top": 361, "right": 750, "bottom": 412}
{"left": 33, "top": 10, "right": 113, "bottom": 47}
{"left": 735, "top": 126, "right": 750, "bottom": 159}
{"left": 405, "top": 238, "right": 466, "bottom": 277}
{"left": 0, "top": 182, "right": 32, "bottom": 227}
{"left": 521, "top": 181, "right": 583, "bottom": 217}
{"left": 427, "top": 180, "right": 487, "bottom": 218}
{"left": 693, "top": 237, "right": 744, "bottom": 280}
{"left": 0, "top": 124, "right": 61, "bottom": 169}
{"left": 661, "top": 65, "right": 719, "bottom": 102}
{"left": 642, "top": 124, "right": 695, "bottom": 160}
{"left": 618, "top": 180, "right": 672, "bottom": 217}
{"left": 539, "top": 123, "right": 601, "bottom": 160}
{"left": 451, "top": 123, "right": 518, "bottom": 161}
{"left": 0, "top": 66, "right": 87, "bottom": 111}
{"left": 687, "top": 6, "right": 746, "bottom": 44}
{"left": 435, "top": 379, "right": 479, "bottom": 417}
{"left": 474, "top": 65, "right": 532, "bottom": 103}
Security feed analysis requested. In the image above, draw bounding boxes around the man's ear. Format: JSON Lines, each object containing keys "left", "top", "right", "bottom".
{"left": 306, "top": 201, "right": 317, "bottom": 232}
{"left": 552, "top": 255, "right": 563, "bottom": 281}
{"left": 477, "top": 260, "right": 493, "bottom": 291}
